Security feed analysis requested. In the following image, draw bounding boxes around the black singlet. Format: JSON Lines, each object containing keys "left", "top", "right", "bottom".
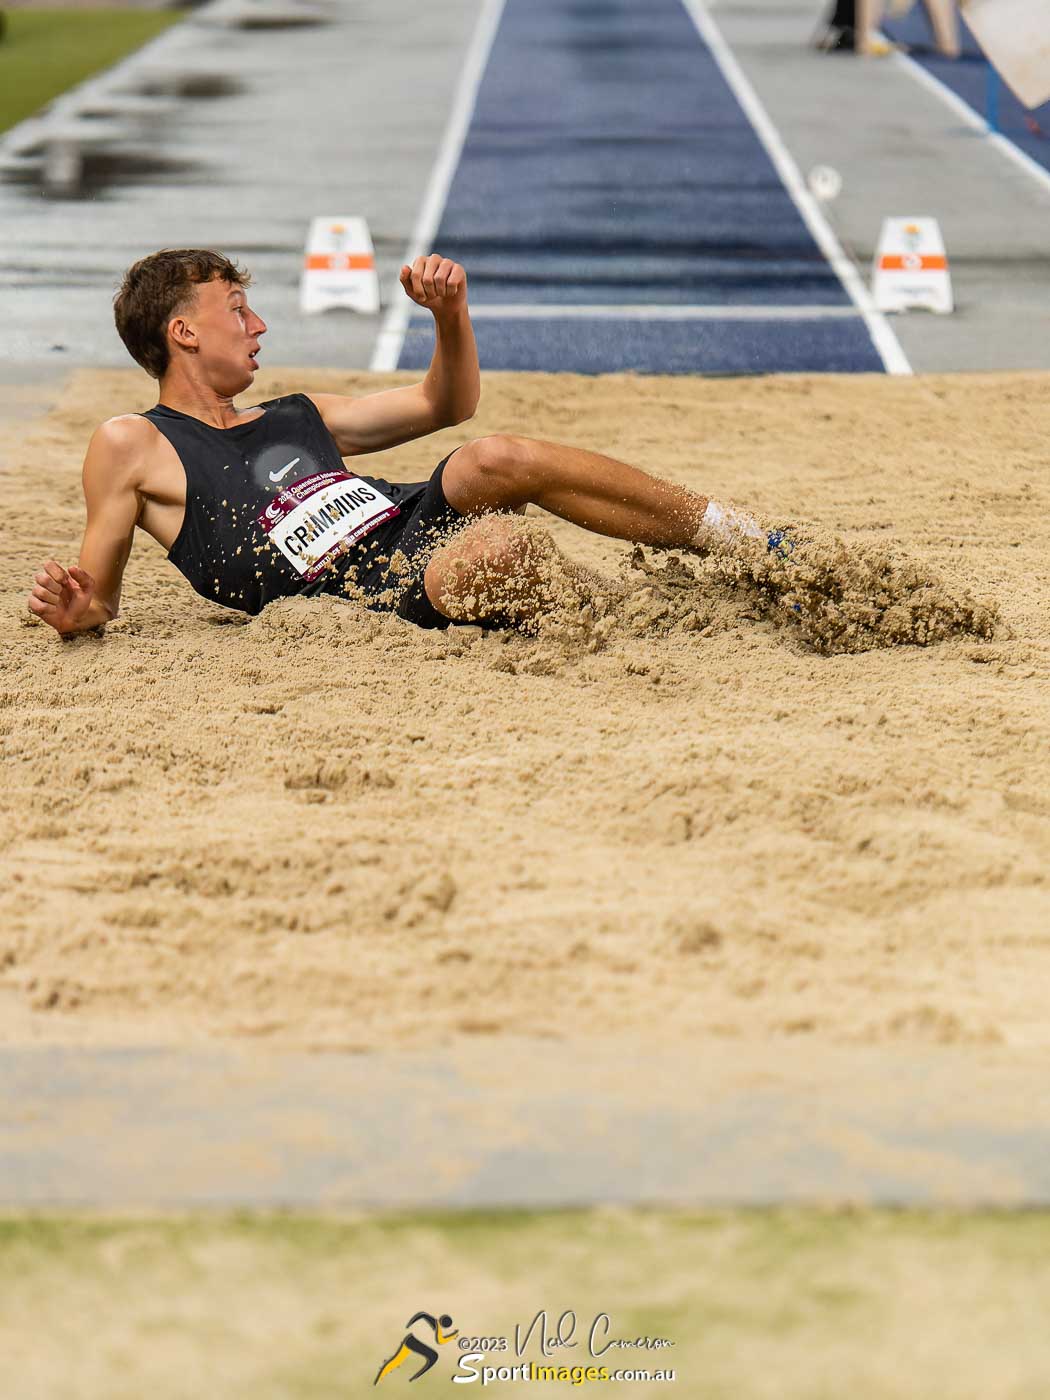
{"left": 142, "top": 393, "right": 428, "bottom": 615}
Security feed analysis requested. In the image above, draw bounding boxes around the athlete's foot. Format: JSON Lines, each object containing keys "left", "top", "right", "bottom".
{"left": 766, "top": 528, "right": 796, "bottom": 560}
{"left": 761, "top": 528, "right": 803, "bottom": 614}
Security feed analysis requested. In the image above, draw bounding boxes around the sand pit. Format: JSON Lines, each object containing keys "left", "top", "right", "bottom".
{"left": 2, "top": 367, "right": 1049, "bottom": 1051}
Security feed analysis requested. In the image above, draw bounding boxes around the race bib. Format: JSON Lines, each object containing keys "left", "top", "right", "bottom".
{"left": 257, "top": 470, "right": 400, "bottom": 581}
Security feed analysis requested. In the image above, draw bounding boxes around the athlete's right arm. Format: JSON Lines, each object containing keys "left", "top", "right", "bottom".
{"left": 27, "top": 418, "right": 144, "bottom": 636}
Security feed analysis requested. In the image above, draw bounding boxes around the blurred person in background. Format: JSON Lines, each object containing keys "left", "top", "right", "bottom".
{"left": 817, "top": 0, "right": 960, "bottom": 56}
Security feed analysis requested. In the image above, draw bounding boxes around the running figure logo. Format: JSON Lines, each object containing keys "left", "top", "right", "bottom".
{"left": 374, "top": 1311, "right": 458, "bottom": 1385}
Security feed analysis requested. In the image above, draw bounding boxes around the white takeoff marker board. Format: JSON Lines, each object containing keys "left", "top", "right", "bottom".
{"left": 300, "top": 217, "right": 380, "bottom": 315}
{"left": 964, "top": 0, "right": 1050, "bottom": 110}
{"left": 872, "top": 217, "right": 953, "bottom": 314}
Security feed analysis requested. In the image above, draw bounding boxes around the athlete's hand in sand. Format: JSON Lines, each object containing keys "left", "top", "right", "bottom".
{"left": 399, "top": 254, "right": 467, "bottom": 318}
{"left": 27, "top": 560, "right": 103, "bottom": 635}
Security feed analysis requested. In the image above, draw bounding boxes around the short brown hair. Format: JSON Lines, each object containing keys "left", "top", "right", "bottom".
{"left": 114, "top": 249, "right": 250, "bottom": 379}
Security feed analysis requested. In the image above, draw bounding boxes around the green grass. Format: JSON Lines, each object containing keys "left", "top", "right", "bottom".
{"left": 0, "top": 8, "right": 180, "bottom": 136}
{"left": 6, "top": 1208, "right": 1050, "bottom": 1397}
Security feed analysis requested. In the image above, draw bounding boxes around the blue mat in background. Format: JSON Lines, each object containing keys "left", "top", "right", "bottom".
{"left": 401, "top": 313, "right": 882, "bottom": 375}
{"left": 399, "top": 0, "right": 884, "bottom": 374}
{"left": 883, "top": 7, "right": 1050, "bottom": 172}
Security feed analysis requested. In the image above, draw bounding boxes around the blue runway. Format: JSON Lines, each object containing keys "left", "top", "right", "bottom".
{"left": 884, "top": 7, "right": 1050, "bottom": 172}
{"left": 399, "top": 0, "right": 887, "bottom": 375}
{"left": 458, "top": 313, "right": 879, "bottom": 375}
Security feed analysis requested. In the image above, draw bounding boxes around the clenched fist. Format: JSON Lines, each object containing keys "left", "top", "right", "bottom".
{"left": 399, "top": 254, "right": 467, "bottom": 317}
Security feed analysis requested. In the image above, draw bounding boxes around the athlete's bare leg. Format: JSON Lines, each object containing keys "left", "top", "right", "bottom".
{"left": 423, "top": 513, "right": 613, "bottom": 628}
{"left": 422, "top": 428, "right": 778, "bottom": 621}
{"left": 423, "top": 434, "right": 764, "bottom": 625}
{"left": 440, "top": 434, "right": 709, "bottom": 549}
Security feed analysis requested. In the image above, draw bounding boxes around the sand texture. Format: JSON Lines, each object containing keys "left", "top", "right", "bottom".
{"left": 2, "top": 367, "right": 1048, "bottom": 1050}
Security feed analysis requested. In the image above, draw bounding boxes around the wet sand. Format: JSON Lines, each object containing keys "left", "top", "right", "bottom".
{"left": 2, "top": 367, "right": 1048, "bottom": 1051}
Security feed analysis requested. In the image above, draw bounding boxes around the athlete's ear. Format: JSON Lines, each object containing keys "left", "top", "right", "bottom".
{"left": 168, "top": 315, "right": 199, "bottom": 353}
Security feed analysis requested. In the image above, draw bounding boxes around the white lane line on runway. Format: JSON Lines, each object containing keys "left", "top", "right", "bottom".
{"left": 891, "top": 49, "right": 1050, "bottom": 200}
{"left": 680, "top": 0, "right": 913, "bottom": 377}
{"left": 460, "top": 304, "right": 865, "bottom": 320}
{"left": 370, "top": 0, "right": 507, "bottom": 372}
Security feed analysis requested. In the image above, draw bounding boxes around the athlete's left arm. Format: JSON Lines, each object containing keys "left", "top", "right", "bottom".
{"left": 308, "top": 254, "right": 480, "bottom": 456}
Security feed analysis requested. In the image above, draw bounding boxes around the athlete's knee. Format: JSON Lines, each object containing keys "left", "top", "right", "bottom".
{"left": 425, "top": 515, "right": 554, "bottom": 620}
{"left": 458, "top": 434, "right": 540, "bottom": 492}
{"left": 450, "top": 514, "right": 534, "bottom": 575}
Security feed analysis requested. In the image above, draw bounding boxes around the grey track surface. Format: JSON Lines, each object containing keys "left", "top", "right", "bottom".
{"left": 4, "top": 1039, "right": 1048, "bottom": 1209}
{"left": 3, "top": 0, "right": 1050, "bottom": 391}
{"left": 0, "top": 0, "right": 483, "bottom": 383}
{"left": 712, "top": 0, "right": 1050, "bottom": 373}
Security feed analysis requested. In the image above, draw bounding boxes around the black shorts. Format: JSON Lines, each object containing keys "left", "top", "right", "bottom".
{"left": 324, "top": 453, "right": 472, "bottom": 630}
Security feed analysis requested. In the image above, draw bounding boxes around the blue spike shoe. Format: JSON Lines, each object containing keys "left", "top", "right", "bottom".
{"left": 767, "top": 528, "right": 795, "bottom": 559}
{"left": 766, "top": 529, "right": 801, "bottom": 611}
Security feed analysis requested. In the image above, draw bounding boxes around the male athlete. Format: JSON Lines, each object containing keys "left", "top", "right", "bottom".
{"left": 27, "top": 248, "right": 778, "bottom": 636}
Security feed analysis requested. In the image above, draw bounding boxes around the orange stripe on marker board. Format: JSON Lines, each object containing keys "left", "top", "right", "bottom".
{"left": 878, "top": 254, "right": 948, "bottom": 271}
{"left": 305, "top": 253, "right": 375, "bottom": 271}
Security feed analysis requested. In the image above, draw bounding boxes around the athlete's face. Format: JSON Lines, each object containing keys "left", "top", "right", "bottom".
{"left": 179, "top": 275, "right": 268, "bottom": 394}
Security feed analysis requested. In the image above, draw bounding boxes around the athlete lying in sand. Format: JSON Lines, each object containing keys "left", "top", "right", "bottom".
{"left": 27, "top": 246, "right": 788, "bottom": 637}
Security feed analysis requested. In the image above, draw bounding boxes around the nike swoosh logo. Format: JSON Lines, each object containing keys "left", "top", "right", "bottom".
{"left": 269, "top": 457, "right": 301, "bottom": 483}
